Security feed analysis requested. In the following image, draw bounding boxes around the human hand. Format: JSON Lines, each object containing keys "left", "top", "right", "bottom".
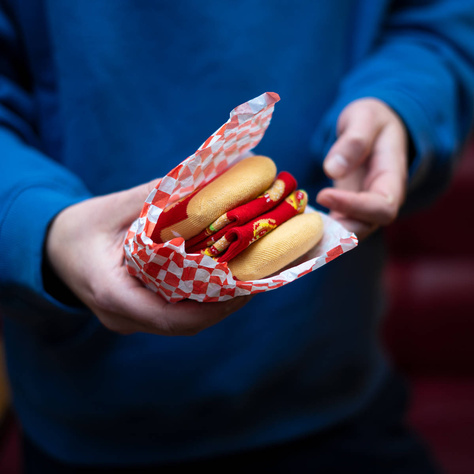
{"left": 316, "top": 98, "right": 408, "bottom": 240}
{"left": 45, "top": 180, "right": 252, "bottom": 336}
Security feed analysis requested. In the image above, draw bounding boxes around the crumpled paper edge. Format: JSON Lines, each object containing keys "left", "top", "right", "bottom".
{"left": 124, "top": 92, "right": 358, "bottom": 302}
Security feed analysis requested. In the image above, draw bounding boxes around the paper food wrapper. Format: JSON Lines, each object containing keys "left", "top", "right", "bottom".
{"left": 124, "top": 92, "right": 358, "bottom": 303}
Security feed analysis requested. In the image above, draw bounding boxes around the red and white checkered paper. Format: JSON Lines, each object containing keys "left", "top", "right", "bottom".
{"left": 124, "top": 92, "right": 358, "bottom": 303}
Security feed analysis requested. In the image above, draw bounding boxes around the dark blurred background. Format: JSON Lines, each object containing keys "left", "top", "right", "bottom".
{"left": 381, "top": 138, "right": 474, "bottom": 474}
{"left": 1, "top": 140, "right": 473, "bottom": 473}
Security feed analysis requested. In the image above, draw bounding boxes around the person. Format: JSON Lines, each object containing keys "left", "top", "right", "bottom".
{"left": 1, "top": 1, "right": 473, "bottom": 472}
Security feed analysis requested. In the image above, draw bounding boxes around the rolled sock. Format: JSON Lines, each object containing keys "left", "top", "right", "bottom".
{"left": 203, "top": 189, "right": 308, "bottom": 262}
{"left": 186, "top": 171, "right": 297, "bottom": 253}
{"left": 151, "top": 175, "right": 218, "bottom": 244}
{"left": 153, "top": 156, "right": 277, "bottom": 244}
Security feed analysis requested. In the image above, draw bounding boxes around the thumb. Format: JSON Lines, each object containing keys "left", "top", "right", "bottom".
{"left": 323, "top": 99, "right": 385, "bottom": 180}
{"left": 109, "top": 178, "right": 162, "bottom": 227}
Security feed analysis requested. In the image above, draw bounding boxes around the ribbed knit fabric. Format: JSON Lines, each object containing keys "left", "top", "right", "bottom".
{"left": 2, "top": 1, "right": 473, "bottom": 466}
{"left": 227, "top": 212, "right": 324, "bottom": 281}
{"left": 154, "top": 156, "right": 276, "bottom": 243}
{"left": 204, "top": 190, "right": 307, "bottom": 263}
{"left": 186, "top": 171, "right": 297, "bottom": 253}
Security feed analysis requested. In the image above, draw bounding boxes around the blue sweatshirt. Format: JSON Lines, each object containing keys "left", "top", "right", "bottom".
{"left": 1, "top": 0, "right": 473, "bottom": 466}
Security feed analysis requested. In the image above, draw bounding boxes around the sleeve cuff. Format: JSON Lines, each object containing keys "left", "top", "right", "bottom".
{"left": 0, "top": 183, "right": 92, "bottom": 308}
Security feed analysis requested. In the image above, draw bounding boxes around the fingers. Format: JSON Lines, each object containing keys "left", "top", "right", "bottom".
{"left": 92, "top": 270, "right": 253, "bottom": 336}
{"left": 105, "top": 178, "right": 162, "bottom": 229}
{"left": 317, "top": 187, "right": 398, "bottom": 227}
{"left": 319, "top": 120, "right": 407, "bottom": 226}
{"left": 364, "top": 123, "right": 408, "bottom": 204}
{"left": 328, "top": 213, "right": 377, "bottom": 241}
{"left": 161, "top": 295, "right": 253, "bottom": 336}
{"left": 47, "top": 176, "right": 252, "bottom": 337}
{"left": 323, "top": 100, "right": 385, "bottom": 180}
{"left": 317, "top": 136, "right": 406, "bottom": 232}
{"left": 318, "top": 99, "right": 408, "bottom": 239}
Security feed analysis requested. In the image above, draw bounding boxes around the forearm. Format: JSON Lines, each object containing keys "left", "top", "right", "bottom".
{"left": 1, "top": 2, "right": 93, "bottom": 305}
{"left": 0, "top": 127, "right": 92, "bottom": 312}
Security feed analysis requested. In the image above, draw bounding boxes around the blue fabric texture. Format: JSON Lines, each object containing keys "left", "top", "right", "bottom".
{"left": 1, "top": 0, "right": 474, "bottom": 466}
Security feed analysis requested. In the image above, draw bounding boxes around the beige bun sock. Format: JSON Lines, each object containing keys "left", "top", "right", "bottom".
{"left": 227, "top": 212, "right": 324, "bottom": 281}
{"left": 160, "top": 155, "right": 276, "bottom": 242}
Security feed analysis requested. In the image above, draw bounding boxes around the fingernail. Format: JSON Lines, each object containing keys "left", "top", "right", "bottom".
{"left": 384, "top": 194, "right": 394, "bottom": 204}
{"left": 316, "top": 193, "right": 336, "bottom": 209}
{"left": 324, "top": 154, "right": 349, "bottom": 178}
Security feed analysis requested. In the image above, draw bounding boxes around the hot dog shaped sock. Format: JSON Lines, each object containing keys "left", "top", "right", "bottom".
{"left": 153, "top": 156, "right": 276, "bottom": 244}
{"left": 202, "top": 190, "right": 308, "bottom": 263}
{"left": 185, "top": 171, "right": 297, "bottom": 253}
{"left": 227, "top": 211, "right": 324, "bottom": 281}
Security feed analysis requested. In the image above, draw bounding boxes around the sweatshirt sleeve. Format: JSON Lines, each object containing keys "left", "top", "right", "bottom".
{"left": 311, "top": 0, "right": 474, "bottom": 211}
{"left": 0, "top": 4, "right": 93, "bottom": 321}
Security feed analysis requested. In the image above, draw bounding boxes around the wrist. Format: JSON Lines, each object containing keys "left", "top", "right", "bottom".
{"left": 42, "top": 216, "right": 84, "bottom": 308}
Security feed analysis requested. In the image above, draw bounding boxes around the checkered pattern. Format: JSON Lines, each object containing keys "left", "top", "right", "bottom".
{"left": 124, "top": 92, "right": 358, "bottom": 303}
